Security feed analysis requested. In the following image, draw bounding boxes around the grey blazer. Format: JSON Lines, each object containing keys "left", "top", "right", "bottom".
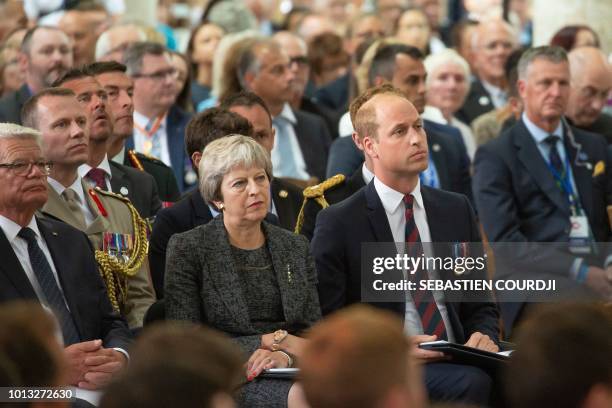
{"left": 165, "top": 216, "right": 321, "bottom": 355}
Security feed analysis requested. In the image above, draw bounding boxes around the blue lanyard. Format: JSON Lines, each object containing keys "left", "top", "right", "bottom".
{"left": 545, "top": 153, "right": 581, "bottom": 214}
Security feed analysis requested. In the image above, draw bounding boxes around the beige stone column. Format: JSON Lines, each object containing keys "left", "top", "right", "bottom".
{"left": 532, "top": 0, "right": 612, "bottom": 55}
{"left": 123, "top": 0, "right": 158, "bottom": 27}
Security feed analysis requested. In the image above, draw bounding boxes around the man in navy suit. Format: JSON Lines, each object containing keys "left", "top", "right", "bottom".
{"left": 473, "top": 46, "right": 612, "bottom": 333}
{"left": 312, "top": 86, "right": 500, "bottom": 405}
{"left": 0, "top": 124, "right": 131, "bottom": 394}
{"left": 237, "top": 38, "right": 331, "bottom": 183}
{"left": 123, "top": 42, "right": 194, "bottom": 192}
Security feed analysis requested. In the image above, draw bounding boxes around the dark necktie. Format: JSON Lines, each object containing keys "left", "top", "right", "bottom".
{"left": 18, "top": 227, "right": 81, "bottom": 345}
{"left": 404, "top": 194, "right": 447, "bottom": 340}
{"left": 544, "top": 135, "right": 564, "bottom": 175}
{"left": 86, "top": 168, "right": 107, "bottom": 190}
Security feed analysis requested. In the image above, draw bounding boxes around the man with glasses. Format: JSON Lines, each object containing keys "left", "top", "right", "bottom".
{"left": 456, "top": 19, "right": 517, "bottom": 126}
{"left": 237, "top": 37, "right": 331, "bottom": 185}
{"left": 123, "top": 42, "right": 193, "bottom": 192}
{"left": 22, "top": 86, "right": 155, "bottom": 330}
{"left": 566, "top": 46, "right": 612, "bottom": 145}
{"left": 274, "top": 31, "right": 340, "bottom": 138}
{"left": 0, "top": 122, "right": 131, "bottom": 399}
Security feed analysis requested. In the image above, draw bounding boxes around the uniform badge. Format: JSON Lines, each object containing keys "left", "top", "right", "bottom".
{"left": 593, "top": 160, "right": 605, "bottom": 177}
{"left": 185, "top": 169, "right": 197, "bottom": 185}
{"left": 432, "top": 143, "right": 441, "bottom": 152}
{"left": 478, "top": 96, "right": 490, "bottom": 106}
{"left": 279, "top": 190, "right": 288, "bottom": 198}
{"left": 120, "top": 187, "right": 129, "bottom": 196}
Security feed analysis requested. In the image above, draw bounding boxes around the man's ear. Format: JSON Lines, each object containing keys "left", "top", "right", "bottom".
{"left": 191, "top": 151, "right": 202, "bottom": 169}
{"left": 373, "top": 76, "right": 386, "bottom": 87}
{"left": 270, "top": 126, "right": 276, "bottom": 146}
{"left": 18, "top": 52, "right": 28, "bottom": 73}
{"left": 352, "top": 132, "right": 364, "bottom": 151}
{"left": 362, "top": 135, "right": 378, "bottom": 158}
{"left": 517, "top": 79, "right": 527, "bottom": 100}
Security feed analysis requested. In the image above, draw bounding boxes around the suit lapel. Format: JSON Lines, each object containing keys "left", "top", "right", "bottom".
{"left": 0, "top": 228, "right": 38, "bottom": 299}
{"left": 564, "top": 130, "right": 593, "bottom": 218}
{"left": 514, "top": 121, "right": 570, "bottom": 215}
{"left": 37, "top": 218, "right": 85, "bottom": 336}
{"left": 166, "top": 107, "right": 186, "bottom": 187}
{"left": 364, "top": 181, "right": 395, "bottom": 242}
{"left": 203, "top": 218, "right": 253, "bottom": 330}
{"left": 421, "top": 187, "right": 446, "bottom": 242}
{"left": 270, "top": 179, "right": 292, "bottom": 229}
{"left": 109, "top": 161, "right": 132, "bottom": 197}
{"left": 263, "top": 222, "right": 300, "bottom": 324}
{"left": 428, "top": 132, "right": 450, "bottom": 190}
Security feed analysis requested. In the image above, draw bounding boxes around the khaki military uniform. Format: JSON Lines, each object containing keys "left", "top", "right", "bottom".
{"left": 40, "top": 178, "right": 155, "bottom": 328}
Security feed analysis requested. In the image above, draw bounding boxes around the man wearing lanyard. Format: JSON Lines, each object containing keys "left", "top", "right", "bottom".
{"left": 473, "top": 46, "right": 612, "bottom": 334}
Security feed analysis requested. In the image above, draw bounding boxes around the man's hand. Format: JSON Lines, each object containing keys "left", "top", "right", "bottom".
{"left": 410, "top": 334, "right": 446, "bottom": 363}
{"left": 78, "top": 349, "right": 127, "bottom": 390}
{"left": 585, "top": 267, "right": 612, "bottom": 300}
{"left": 64, "top": 340, "right": 103, "bottom": 386}
{"left": 464, "top": 332, "right": 499, "bottom": 353}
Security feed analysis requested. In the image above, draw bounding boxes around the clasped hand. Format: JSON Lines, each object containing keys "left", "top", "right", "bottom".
{"left": 64, "top": 339, "right": 127, "bottom": 390}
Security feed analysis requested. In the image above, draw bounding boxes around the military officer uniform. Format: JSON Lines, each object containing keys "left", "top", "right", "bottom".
{"left": 39, "top": 178, "right": 155, "bottom": 328}
{"left": 123, "top": 149, "right": 181, "bottom": 204}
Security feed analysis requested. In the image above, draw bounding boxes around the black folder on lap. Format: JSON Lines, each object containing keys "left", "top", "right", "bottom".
{"left": 419, "top": 341, "right": 512, "bottom": 371}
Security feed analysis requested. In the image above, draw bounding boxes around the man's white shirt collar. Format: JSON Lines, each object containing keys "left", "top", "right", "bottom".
{"left": 77, "top": 154, "right": 113, "bottom": 181}
{"left": 374, "top": 177, "right": 424, "bottom": 214}
{"left": 0, "top": 215, "right": 40, "bottom": 244}
{"left": 48, "top": 176, "right": 87, "bottom": 204}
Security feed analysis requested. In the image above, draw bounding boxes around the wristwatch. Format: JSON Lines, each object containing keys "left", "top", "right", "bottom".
{"left": 271, "top": 329, "right": 288, "bottom": 351}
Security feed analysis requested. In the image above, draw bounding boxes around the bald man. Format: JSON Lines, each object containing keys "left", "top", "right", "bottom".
{"left": 567, "top": 47, "right": 612, "bottom": 145}
{"left": 456, "top": 19, "right": 517, "bottom": 125}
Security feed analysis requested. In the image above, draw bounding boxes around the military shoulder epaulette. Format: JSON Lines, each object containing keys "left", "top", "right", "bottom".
{"left": 94, "top": 187, "right": 133, "bottom": 204}
{"left": 136, "top": 151, "right": 166, "bottom": 165}
{"left": 303, "top": 174, "right": 346, "bottom": 198}
{"left": 294, "top": 174, "right": 346, "bottom": 234}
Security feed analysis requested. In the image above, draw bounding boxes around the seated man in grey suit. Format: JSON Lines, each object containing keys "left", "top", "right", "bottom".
{"left": 0, "top": 123, "right": 131, "bottom": 397}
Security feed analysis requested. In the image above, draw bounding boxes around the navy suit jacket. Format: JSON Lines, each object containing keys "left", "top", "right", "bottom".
{"left": 326, "top": 120, "right": 472, "bottom": 200}
{"left": 126, "top": 105, "right": 193, "bottom": 192}
{"left": 473, "top": 119, "right": 612, "bottom": 332}
{"left": 313, "top": 73, "right": 350, "bottom": 112}
{"left": 311, "top": 181, "right": 500, "bottom": 344}
{"left": 293, "top": 109, "right": 332, "bottom": 181}
{"left": 456, "top": 78, "right": 495, "bottom": 126}
{"left": 0, "top": 84, "right": 31, "bottom": 124}
{"left": 0, "top": 216, "right": 131, "bottom": 349}
{"left": 109, "top": 161, "right": 162, "bottom": 219}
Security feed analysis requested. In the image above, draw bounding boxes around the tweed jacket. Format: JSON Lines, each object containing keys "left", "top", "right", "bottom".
{"left": 165, "top": 215, "right": 321, "bottom": 355}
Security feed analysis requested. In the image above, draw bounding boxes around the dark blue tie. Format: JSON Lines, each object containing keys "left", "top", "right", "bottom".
{"left": 544, "top": 135, "right": 564, "bottom": 175}
{"left": 18, "top": 227, "right": 80, "bottom": 345}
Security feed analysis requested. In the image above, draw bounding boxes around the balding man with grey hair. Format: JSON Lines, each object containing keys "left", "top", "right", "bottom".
{"left": 95, "top": 23, "right": 147, "bottom": 63}
{"left": 456, "top": 19, "right": 517, "bottom": 125}
{"left": 566, "top": 46, "right": 612, "bottom": 145}
{"left": 473, "top": 46, "right": 612, "bottom": 334}
{"left": 237, "top": 37, "right": 331, "bottom": 183}
{"left": 0, "top": 123, "right": 131, "bottom": 401}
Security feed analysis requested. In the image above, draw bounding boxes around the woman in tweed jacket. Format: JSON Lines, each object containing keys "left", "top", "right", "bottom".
{"left": 165, "top": 135, "right": 321, "bottom": 408}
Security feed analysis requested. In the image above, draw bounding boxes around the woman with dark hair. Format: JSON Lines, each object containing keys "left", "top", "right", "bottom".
{"left": 550, "top": 25, "right": 600, "bottom": 51}
{"left": 169, "top": 51, "right": 193, "bottom": 112}
{"left": 186, "top": 22, "right": 225, "bottom": 109}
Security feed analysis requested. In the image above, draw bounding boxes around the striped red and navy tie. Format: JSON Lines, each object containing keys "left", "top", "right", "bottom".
{"left": 404, "top": 194, "right": 447, "bottom": 340}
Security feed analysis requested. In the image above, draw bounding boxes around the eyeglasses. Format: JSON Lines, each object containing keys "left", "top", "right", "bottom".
{"left": 0, "top": 160, "right": 53, "bottom": 176}
{"left": 132, "top": 68, "right": 178, "bottom": 80}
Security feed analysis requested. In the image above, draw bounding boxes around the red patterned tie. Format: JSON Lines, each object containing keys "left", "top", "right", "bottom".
{"left": 404, "top": 194, "right": 447, "bottom": 339}
{"left": 86, "top": 168, "right": 107, "bottom": 190}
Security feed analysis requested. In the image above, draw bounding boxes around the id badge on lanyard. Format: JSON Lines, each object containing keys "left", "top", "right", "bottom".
{"left": 547, "top": 154, "right": 593, "bottom": 255}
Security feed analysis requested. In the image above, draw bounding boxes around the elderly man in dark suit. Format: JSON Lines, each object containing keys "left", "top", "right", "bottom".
{"left": 312, "top": 85, "right": 500, "bottom": 406}
{"left": 0, "top": 123, "right": 131, "bottom": 397}
{"left": 0, "top": 26, "right": 73, "bottom": 124}
{"left": 456, "top": 19, "right": 517, "bottom": 126}
{"left": 237, "top": 37, "right": 332, "bottom": 183}
{"left": 473, "top": 46, "right": 612, "bottom": 334}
